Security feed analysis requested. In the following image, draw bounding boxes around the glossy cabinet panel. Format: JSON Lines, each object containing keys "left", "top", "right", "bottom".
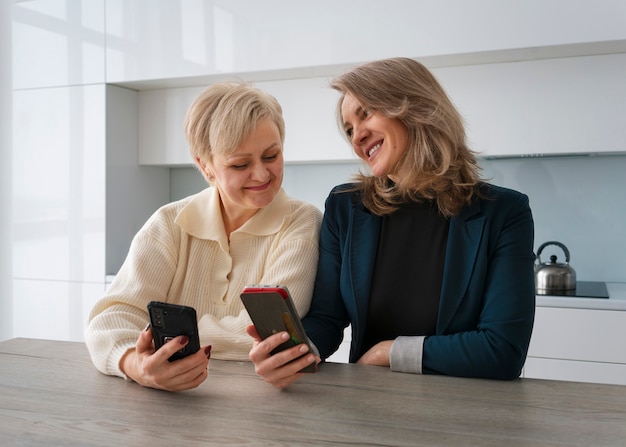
{"left": 258, "top": 77, "right": 353, "bottom": 163}
{"left": 13, "top": 0, "right": 105, "bottom": 89}
{"left": 434, "top": 53, "right": 626, "bottom": 157}
{"left": 12, "top": 85, "right": 106, "bottom": 282}
{"left": 138, "top": 77, "right": 355, "bottom": 165}
{"left": 528, "top": 307, "right": 626, "bottom": 364}
{"left": 524, "top": 357, "right": 626, "bottom": 386}
{"left": 525, "top": 306, "right": 626, "bottom": 385}
{"left": 105, "top": 0, "right": 626, "bottom": 84}
{"left": 138, "top": 53, "right": 626, "bottom": 165}
{"left": 12, "top": 279, "right": 105, "bottom": 342}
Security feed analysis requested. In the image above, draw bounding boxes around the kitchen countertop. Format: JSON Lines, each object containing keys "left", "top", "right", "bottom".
{"left": 536, "top": 282, "right": 626, "bottom": 311}
{"left": 3, "top": 338, "right": 626, "bottom": 446}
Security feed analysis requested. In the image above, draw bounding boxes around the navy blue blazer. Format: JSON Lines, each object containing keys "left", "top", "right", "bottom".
{"left": 302, "top": 182, "right": 536, "bottom": 380}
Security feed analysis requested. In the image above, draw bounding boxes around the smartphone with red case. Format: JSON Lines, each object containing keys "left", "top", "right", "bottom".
{"left": 147, "top": 301, "right": 200, "bottom": 362}
{"left": 240, "top": 285, "right": 317, "bottom": 373}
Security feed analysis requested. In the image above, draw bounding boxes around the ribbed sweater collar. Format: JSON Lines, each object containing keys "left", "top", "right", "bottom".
{"left": 174, "top": 186, "right": 292, "bottom": 242}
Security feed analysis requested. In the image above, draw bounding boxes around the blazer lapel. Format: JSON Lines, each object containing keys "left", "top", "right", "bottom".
{"left": 348, "top": 205, "right": 381, "bottom": 346}
{"left": 437, "top": 200, "right": 485, "bottom": 332}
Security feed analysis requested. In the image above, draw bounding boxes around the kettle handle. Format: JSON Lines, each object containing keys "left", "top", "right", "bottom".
{"left": 536, "top": 241, "right": 571, "bottom": 265}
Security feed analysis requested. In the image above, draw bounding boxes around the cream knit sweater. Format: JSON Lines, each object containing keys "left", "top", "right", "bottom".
{"left": 85, "top": 187, "right": 322, "bottom": 378}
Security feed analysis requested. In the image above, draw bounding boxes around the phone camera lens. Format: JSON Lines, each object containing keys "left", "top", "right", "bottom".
{"left": 152, "top": 308, "right": 165, "bottom": 328}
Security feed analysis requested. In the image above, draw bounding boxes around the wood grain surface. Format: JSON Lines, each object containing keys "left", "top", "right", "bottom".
{"left": 1, "top": 338, "right": 625, "bottom": 446}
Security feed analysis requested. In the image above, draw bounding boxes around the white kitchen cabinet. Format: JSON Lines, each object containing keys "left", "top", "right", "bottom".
{"left": 11, "top": 84, "right": 170, "bottom": 343}
{"left": 12, "top": 85, "right": 107, "bottom": 283}
{"left": 12, "top": 278, "right": 106, "bottom": 342}
{"left": 12, "top": 84, "right": 169, "bottom": 282}
{"left": 137, "top": 52, "right": 626, "bottom": 165}
{"left": 524, "top": 306, "right": 626, "bottom": 385}
{"left": 524, "top": 357, "right": 626, "bottom": 386}
{"left": 137, "top": 77, "right": 352, "bottom": 165}
{"left": 104, "top": 0, "right": 626, "bottom": 85}
{"left": 434, "top": 53, "right": 626, "bottom": 157}
{"left": 112, "top": 0, "right": 626, "bottom": 164}
{"left": 13, "top": 0, "right": 106, "bottom": 90}
{"left": 258, "top": 78, "right": 350, "bottom": 163}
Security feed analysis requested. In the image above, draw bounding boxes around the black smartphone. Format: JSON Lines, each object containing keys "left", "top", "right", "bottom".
{"left": 240, "top": 285, "right": 316, "bottom": 373}
{"left": 147, "top": 301, "right": 200, "bottom": 362}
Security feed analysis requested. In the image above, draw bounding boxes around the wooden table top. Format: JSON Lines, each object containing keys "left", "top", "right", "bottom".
{"left": 1, "top": 338, "right": 625, "bottom": 446}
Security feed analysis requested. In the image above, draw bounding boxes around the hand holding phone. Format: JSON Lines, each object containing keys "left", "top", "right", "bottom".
{"left": 147, "top": 301, "right": 200, "bottom": 362}
{"left": 240, "top": 285, "right": 316, "bottom": 373}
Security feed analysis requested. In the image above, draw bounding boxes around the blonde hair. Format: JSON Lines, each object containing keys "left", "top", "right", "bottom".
{"left": 184, "top": 82, "right": 285, "bottom": 162}
{"left": 331, "top": 57, "right": 483, "bottom": 217}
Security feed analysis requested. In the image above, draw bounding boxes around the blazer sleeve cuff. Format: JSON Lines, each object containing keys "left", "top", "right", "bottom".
{"left": 390, "top": 335, "right": 426, "bottom": 374}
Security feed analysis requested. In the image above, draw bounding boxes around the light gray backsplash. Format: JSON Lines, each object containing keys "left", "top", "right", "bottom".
{"left": 481, "top": 154, "right": 625, "bottom": 283}
{"left": 170, "top": 166, "right": 207, "bottom": 199}
{"left": 170, "top": 155, "right": 626, "bottom": 283}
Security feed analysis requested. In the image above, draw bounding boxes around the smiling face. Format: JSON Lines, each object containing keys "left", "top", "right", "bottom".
{"left": 203, "top": 116, "right": 284, "bottom": 231}
{"left": 340, "top": 93, "right": 409, "bottom": 178}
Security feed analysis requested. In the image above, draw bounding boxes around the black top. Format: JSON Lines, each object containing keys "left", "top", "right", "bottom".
{"left": 363, "top": 200, "right": 449, "bottom": 353}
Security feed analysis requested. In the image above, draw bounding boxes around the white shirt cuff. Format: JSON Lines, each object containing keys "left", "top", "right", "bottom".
{"left": 389, "top": 335, "right": 426, "bottom": 374}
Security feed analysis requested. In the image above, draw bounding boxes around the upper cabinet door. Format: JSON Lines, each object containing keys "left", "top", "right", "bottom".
{"left": 139, "top": 53, "right": 626, "bottom": 165}
{"left": 256, "top": 77, "right": 353, "bottom": 163}
{"left": 434, "top": 53, "right": 626, "bottom": 157}
{"left": 137, "top": 77, "right": 355, "bottom": 165}
{"left": 121, "top": 0, "right": 626, "bottom": 162}
{"left": 105, "top": 0, "right": 626, "bottom": 84}
{"left": 13, "top": 0, "right": 106, "bottom": 89}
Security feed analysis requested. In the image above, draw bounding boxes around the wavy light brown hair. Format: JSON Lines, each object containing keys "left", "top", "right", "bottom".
{"left": 184, "top": 82, "right": 285, "bottom": 163}
{"left": 331, "top": 57, "right": 483, "bottom": 217}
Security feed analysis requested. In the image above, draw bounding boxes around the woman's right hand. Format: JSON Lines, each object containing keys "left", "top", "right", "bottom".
{"left": 120, "top": 326, "right": 211, "bottom": 392}
{"left": 246, "top": 324, "right": 319, "bottom": 389}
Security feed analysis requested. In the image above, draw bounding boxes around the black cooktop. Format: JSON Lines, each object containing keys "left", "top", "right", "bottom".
{"left": 537, "top": 281, "right": 609, "bottom": 298}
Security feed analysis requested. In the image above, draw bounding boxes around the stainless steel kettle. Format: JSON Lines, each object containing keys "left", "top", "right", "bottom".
{"left": 535, "top": 241, "right": 577, "bottom": 294}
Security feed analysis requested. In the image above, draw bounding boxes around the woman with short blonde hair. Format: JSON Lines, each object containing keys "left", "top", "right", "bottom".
{"left": 87, "top": 82, "right": 321, "bottom": 392}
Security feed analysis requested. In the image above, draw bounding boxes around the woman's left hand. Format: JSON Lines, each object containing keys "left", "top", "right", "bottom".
{"left": 356, "top": 340, "right": 393, "bottom": 366}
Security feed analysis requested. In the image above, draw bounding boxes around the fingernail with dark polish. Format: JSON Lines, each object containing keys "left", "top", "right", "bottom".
{"left": 179, "top": 336, "right": 189, "bottom": 345}
{"left": 205, "top": 345, "right": 212, "bottom": 358}
{"left": 144, "top": 323, "right": 151, "bottom": 332}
